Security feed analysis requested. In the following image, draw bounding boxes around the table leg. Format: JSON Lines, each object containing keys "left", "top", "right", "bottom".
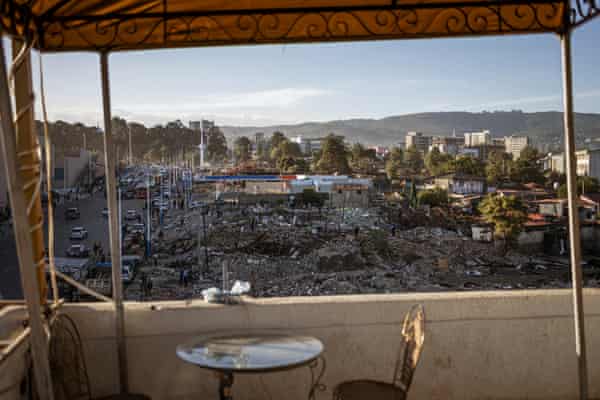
{"left": 217, "top": 372, "right": 234, "bottom": 400}
{"left": 308, "top": 356, "right": 326, "bottom": 400}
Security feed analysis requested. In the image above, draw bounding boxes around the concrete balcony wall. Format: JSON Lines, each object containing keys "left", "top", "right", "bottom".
{"left": 56, "top": 289, "right": 600, "bottom": 400}
{"left": 0, "top": 306, "right": 29, "bottom": 400}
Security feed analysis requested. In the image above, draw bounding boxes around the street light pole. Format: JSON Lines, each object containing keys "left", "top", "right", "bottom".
{"left": 147, "top": 174, "right": 151, "bottom": 258}
{"left": 128, "top": 123, "right": 132, "bottom": 166}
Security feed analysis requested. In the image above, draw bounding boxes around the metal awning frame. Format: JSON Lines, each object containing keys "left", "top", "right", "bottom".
{"left": 0, "top": 0, "right": 592, "bottom": 52}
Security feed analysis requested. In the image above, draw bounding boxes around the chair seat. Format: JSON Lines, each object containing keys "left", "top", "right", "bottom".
{"left": 333, "top": 380, "right": 406, "bottom": 400}
{"left": 94, "top": 393, "right": 151, "bottom": 400}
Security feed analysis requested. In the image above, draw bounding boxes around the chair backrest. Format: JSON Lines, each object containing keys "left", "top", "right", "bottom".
{"left": 392, "top": 304, "right": 425, "bottom": 394}
{"left": 49, "top": 313, "right": 92, "bottom": 400}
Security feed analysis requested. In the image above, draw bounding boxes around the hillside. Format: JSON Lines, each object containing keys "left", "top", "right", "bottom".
{"left": 221, "top": 111, "right": 600, "bottom": 148}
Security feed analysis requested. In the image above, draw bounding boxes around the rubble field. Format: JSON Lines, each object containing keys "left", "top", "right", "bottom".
{"left": 123, "top": 205, "right": 600, "bottom": 301}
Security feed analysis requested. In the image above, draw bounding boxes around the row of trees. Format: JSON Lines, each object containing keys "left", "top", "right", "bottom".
{"left": 384, "top": 145, "right": 545, "bottom": 186}
{"left": 41, "top": 118, "right": 229, "bottom": 166}
{"left": 232, "top": 132, "right": 352, "bottom": 174}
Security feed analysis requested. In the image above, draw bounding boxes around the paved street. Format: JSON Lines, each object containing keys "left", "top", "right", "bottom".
{"left": 0, "top": 190, "right": 146, "bottom": 299}
{"left": 0, "top": 222, "right": 20, "bottom": 299}
{"left": 50, "top": 192, "right": 145, "bottom": 258}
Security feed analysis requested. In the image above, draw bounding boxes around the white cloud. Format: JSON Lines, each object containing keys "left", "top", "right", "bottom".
{"left": 117, "top": 87, "right": 332, "bottom": 113}
{"left": 42, "top": 87, "right": 333, "bottom": 126}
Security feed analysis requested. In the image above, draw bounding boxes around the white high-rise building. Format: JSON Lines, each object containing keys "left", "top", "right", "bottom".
{"left": 405, "top": 132, "right": 432, "bottom": 153}
{"left": 504, "top": 135, "right": 529, "bottom": 159}
{"left": 464, "top": 130, "right": 491, "bottom": 147}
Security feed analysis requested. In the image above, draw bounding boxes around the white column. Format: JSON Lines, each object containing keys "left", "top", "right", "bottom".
{"left": 100, "top": 52, "right": 129, "bottom": 394}
{"left": 561, "top": 30, "right": 588, "bottom": 400}
{"left": 0, "top": 40, "right": 54, "bottom": 400}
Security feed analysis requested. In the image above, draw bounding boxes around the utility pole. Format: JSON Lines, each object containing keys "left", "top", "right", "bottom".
{"left": 202, "top": 209, "right": 209, "bottom": 274}
{"left": 128, "top": 123, "right": 132, "bottom": 166}
{"left": 146, "top": 174, "right": 151, "bottom": 258}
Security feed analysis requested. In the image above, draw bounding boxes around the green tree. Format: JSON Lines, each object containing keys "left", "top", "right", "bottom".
{"left": 452, "top": 155, "right": 485, "bottom": 176}
{"left": 510, "top": 158, "right": 544, "bottom": 184}
{"left": 233, "top": 136, "right": 252, "bottom": 164}
{"left": 506, "top": 145, "right": 544, "bottom": 184}
{"left": 350, "top": 142, "right": 378, "bottom": 173}
{"left": 315, "top": 134, "right": 351, "bottom": 174}
{"left": 425, "top": 147, "right": 453, "bottom": 176}
{"left": 385, "top": 147, "right": 404, "bottom": 179}
{"left": 486, "top": 150, "right": 512, "bottom": 185}
{"left": 518, "top": 145, "right": 541, "bottom": 162}
{"left": 206, "top": 126, "right": 228, "bottom": 163}
{"left": 270, "top": 131, "right": 286, "bottom": 151}
{"left": 557, "top": 176, "right": 600, "bottom": 198}
{"left": 404, "top": 145, "right": 424, "bottom": 174}
{"left": 271, "top": 138, "right": 302, "bottom": 161}
{"left": 271, "top": 139, "right": 303, "bottom": 173}
{"left": 478, "top": 194, "right": 528, "bottom": 245}
{"left": 417, "top": 188, "right": 449, "bottom": 207}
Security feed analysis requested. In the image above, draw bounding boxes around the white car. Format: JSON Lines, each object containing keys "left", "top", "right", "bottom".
{"left": 70, "top": 226, "right": 88, "bottom": 240}
{"left": 121, "top": 265, "right": 132, "bottom": 284}
{"left": 101, "top": 208, "right": 109, "bottom": 218}
{"left": 125, "top": 209, "right": 138, "bottom": 220}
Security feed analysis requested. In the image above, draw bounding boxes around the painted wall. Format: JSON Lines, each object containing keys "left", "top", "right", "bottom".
{"left": 50, "top": 290, "right": 600, "bottom": 400}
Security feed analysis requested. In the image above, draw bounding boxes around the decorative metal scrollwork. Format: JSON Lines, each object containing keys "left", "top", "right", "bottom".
{"left": 36, "top": 2, "right": 566, "bottom": 52}
{"left": 571, "top": 0, "right": 599, "bottom": 26}
{"left": 308, "top": 356, "right": 326, "bottom": 400}
{"left": 0, "top": 0, "right": 597, "bottom": 51}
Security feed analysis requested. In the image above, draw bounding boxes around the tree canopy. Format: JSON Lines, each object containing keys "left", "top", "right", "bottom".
{"left": 315, "top": 134, "right": 351, "bottom": 174}
{"left": 385, "top": 147, "right": 404, "bottom": 179}
{"left": 557, "top": 176, "right": 600, "bottom": 198}
{"left": 404, "top": 146, "right": 424, "bottom": 174}
{"left": 233, "top": 136, "right": 252, "bottom": 164}
{"left": 478, "top": 194, "right": 528, "bottom": 244}
{"left": 425, "top": 147, "right": 453, "bottom": 176}
{"left": 450, "top": 155, "right": 485, "bottom": 177}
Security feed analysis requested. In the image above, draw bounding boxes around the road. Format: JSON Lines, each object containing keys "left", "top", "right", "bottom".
{"left": 50, "top": 192, "right": 145, "bottom": 258}
{"left": 0, "top": 191, "right": 146, "bottom": 299}
{"left": 0, "top": 221, "right": 20, "bottom": 299}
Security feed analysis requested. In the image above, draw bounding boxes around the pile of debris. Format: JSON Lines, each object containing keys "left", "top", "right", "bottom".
{"left": 122, "top": 203, "right": 598, "bottom": 301}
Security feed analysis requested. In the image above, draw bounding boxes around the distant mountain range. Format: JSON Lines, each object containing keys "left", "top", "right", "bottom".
{"left": 221, "top": 111, "right": 600, "bottom": 149}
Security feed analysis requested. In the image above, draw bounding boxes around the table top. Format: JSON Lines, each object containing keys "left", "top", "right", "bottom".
{"left": 176, "top": 333, "right": 324, "bottom": 373}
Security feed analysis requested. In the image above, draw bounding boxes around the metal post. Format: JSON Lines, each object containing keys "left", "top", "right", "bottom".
{"left": 100, "top": 52, "right": 129, "bottom": 394}
{"left": 128, "top": 123, "right": 133, "bottom": 166}
{"left": 0, "top": 40, "right": 54, "bottom": 400}
{"left": 147, "top": 174, "right": 151, "bottom": 258}
{"left": 560, "top": 29, "right": 588, "bottom": 400}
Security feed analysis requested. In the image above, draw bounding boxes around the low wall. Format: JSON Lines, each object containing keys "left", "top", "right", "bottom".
{"left": 61, "top": 290, "right": 600, "bottom": 400}
{"left": 0, "top": 306, "right": 29, "bottom": 400}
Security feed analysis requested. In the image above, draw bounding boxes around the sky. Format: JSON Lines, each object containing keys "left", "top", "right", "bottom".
{"left": 26, "top": 20, "right": 600, "bottom": 128}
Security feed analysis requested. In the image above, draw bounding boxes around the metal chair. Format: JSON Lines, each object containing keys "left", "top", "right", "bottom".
{"left": 49, "top": 312, "right": 151, "bottom": 400}
{"left": 332, "top": 304, "right": 425, "bottom": 400}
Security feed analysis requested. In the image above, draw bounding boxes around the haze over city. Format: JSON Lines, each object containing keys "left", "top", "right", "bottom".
{"left": 28, "top": 20, "right": 600, "bottom": 127}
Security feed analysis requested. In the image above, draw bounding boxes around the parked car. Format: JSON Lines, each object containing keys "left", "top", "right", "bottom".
{"left": 126, "top": 223, "right": 145, "bottom": 235}
{"left": 101, "top": 207, "right": 109, "bottom": 218}
{"left": 70, "top": 226, "right": 88, "bottom": 240}
{"left": 66, "top": 244, "right": 90, "bottom": 257}
{"left": 65, "top": 207, "right": 80, "bottom": 220}
{"left": 125, "top": 209, "right": 138, "bottom": 220}
{"left": 121, "top": 265, "right": 132, "bottom": 284}
{"left": 189, "top": 201, "right": 204, "bottom": 209}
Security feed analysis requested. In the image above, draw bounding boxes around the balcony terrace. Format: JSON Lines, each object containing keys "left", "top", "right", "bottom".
{"left": 3, "top": 290, "right": 600, "bottom": 400}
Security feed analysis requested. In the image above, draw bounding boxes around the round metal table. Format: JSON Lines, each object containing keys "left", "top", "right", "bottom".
{"left": 176, "top": 333, "right": 326, "bottom": 400}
